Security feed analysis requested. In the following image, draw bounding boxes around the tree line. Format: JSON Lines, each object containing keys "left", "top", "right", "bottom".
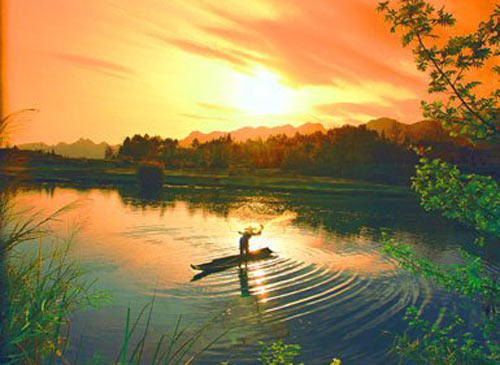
{"left": 116, "top": 124, "right": 495, "bottom": 184}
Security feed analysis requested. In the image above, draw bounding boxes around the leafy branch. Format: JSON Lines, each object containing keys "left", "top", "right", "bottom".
{"left": 378, "top": 0, "right": 500, "bottom": 141}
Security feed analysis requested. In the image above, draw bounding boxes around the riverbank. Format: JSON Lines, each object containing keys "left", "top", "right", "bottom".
{"left": 0, "top": 161, "right": 411, "bottom": 197}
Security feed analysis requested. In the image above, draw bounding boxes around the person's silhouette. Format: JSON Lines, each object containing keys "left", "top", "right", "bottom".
{"left": 238, "top": 224, "right": 264, "bottom": 265}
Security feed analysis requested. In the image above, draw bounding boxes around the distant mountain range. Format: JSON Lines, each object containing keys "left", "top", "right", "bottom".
{"left": 17, "top": 118, "right": 460, "bottom": 159}
{"left": 18, "top": 138, "right": 116, "bottom": 159}
{"left": 181, "top": 119, "right": 458, "bottom": 147}
{"left": 365, "top": 117, "right": 459, "bottom": 144}
{"left": 179, "top": 122, "right": 327, "bottom": 146}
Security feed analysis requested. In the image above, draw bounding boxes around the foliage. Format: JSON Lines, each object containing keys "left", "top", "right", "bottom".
{"left": 258, "top": 340, "right": 303, "bottom": 365}
{"left": 378, "top": 0, "right": 500, "bottom": 363}
{"left": 255, "top": 340, "right": 341, "bottom": 365}
{"left": 383, "top": 239, "right": 500, "bottom": 317}
{"left": 105, "top": 145, "right": 114, "bottom": 160}
{"left": 383, "top": 237, "right": 500, "bottom": 363}
{"left": 118, "top": 126, "right": 421, "bottom": 184}
{"left": 377, "top": 0, "right": 500, "bottom": 142}
{"left": 136, "top": 161, "right": 165, "bottom": 191}
{"left": 3, "top": 239, "right": 107, "bottom": 364}
{"left": 393, "top": 307, "right": 500, "bottom": 364}
{"left": 412, "top": 156, "right": 500, "bottom": 237}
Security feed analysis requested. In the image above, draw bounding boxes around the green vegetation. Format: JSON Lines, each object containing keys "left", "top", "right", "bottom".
{"left": 0, "top": 153, "right": 411, "bottom": 197}
{"left": 378, "top": 0, "right": 500, "bottom": 363}
{"left": 1, "top": 113, "right": 105, "bottom": 363}
{"left": 116, "top": 121, "right": 500, "bottom": 185}
{"left": 221, "top": 341, "right": 341, "bottom": 365}
{"left": 136, "top": 161, "right": 165, "bottom": 191}
{"left": 258, "top": 340, "right": 303, "bottom": 365}
{"left": 0, "top": 187, "right": 107, "bottom": 363}
{"left": 384, "top": 240, "right": 500, "bottom": 363}
{"left": 118, "top": 126, "right": 417, "bottom": 184}
{"left": 110, "top": 302, "right": 229, "bottom": 365}
{"left": 0, "top": 113, "right": 226, "bottom": 363}
{"left": 4, "top": 239, "right": 106, "bottom": 364}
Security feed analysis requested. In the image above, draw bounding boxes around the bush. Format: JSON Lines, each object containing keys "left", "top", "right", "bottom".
{"left": 136, "top": 161, "right": 165, "bottom": 191}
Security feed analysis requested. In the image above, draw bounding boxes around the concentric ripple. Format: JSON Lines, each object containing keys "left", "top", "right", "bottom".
{"left": 15, "top": 186, "right": 486, "bottom": 365}
{"left": 153, "top": 244, "right": 437, "bottom": 364}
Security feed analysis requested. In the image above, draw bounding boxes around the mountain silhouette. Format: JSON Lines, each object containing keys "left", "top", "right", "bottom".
{"left": 365, "top": 117, "right": 455, "bottom": 144}
{"left": 180, "top": 122, "right": 327, "bottom": 146}
{"left": 17, "top": 117, "right": 464, "bottom": 160}
{"left": 18, "top": 138, "right": 117, "bottom": 159}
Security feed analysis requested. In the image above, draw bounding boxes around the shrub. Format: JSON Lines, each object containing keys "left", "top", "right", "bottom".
{"left": 136, "top": 161, "right": 165, "bottom": 191}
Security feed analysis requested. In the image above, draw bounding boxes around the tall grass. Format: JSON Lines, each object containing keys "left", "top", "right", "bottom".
{"left": 0, "top": 111, "right": 107, "bottom": 363}
{"left": 109, "top": 302, "right": 229, "bottom": 365}
{"left": 0, "top": 201, "right": 107, "bottom": 364}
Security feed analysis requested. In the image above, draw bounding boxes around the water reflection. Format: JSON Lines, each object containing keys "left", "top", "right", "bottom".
{"left": 238, "top": 267, "right": 250, "bottom": 297}
{"left": 11, "top": 183, "right": 495, "bottom": 364}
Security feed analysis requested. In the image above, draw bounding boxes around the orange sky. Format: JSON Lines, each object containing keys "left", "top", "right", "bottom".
{"left": 3, "top": 0, "right": 497, "bottom": 145}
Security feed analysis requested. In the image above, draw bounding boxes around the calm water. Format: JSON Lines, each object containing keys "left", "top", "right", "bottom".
{"left": 12, "top": 183, "right": 497, "bottom": 364}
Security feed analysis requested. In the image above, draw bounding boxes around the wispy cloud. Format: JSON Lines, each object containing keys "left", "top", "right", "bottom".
{"left": 151, "top": 34, "right": 250, "bottom": 68}
{"left": 192, "top": 1, "right": 427, "bottom": 90}
{"left": 315, "top": 98, "right": 423, "bottom": 122}
{"left": 54, "top": 53, "right": 136, "bottom": 79}
{"left": 180, "top": 113, "right": 229, "bottom": 121}
{"left": 197, "top": 102, "right": 241, "bottom": 113}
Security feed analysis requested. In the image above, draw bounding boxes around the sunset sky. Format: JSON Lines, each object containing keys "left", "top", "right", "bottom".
{"left": 4, "top": 0, "right": 497, "bottom": 145}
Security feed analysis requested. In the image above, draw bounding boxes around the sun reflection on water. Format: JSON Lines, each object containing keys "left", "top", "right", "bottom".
{"left": 11, "top": 184, "right": 473, "bottom": 364}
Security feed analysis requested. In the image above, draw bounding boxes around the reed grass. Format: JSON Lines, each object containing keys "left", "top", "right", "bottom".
{"left": 0, "top": 156, "right": 107, "bottom": 364}
{"left": 1, "top": 227, "right": 107, "bottom": 364}
{"left": 111, "top": 298, "right": 230, "bottom": 365}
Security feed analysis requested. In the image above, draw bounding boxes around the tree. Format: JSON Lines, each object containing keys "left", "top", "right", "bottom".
{"left": 104, "top": 145, "right": 114, "bottom": 160}
{"left": 378, "top": 1, "right": 500, "bottom": 363}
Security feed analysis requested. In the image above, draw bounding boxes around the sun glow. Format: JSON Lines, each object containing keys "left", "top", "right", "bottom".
{"left": 233, "top": 68, "right": 293, "bottom": 116}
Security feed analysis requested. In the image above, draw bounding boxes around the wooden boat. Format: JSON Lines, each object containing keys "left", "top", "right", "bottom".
{"left": 190, "top": 247, "right": 274, "bottom": 272}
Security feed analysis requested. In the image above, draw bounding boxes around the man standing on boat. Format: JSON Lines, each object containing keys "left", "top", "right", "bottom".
{"left": 238, "top": 224, "right": 264, "bottom": 262}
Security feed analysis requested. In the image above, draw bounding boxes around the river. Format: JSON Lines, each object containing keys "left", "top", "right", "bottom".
{"left": 11, "top": 183, "right": 495, "bottom": 364}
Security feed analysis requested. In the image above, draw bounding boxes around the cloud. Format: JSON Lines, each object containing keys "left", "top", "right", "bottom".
{"left": 197, "top": 102, "right": 241, "bottom": 113}
{"left": 53, "top": 53, "right": 136, "bottom": 79}
{"left": 315, "top": 98, "right": 423, "bottom": 122}
{"left": 180, "top": 113, "right": 229, "bottom": 121}
{"left": 192, "top": 0, "right": 428, "bottom": 91}
{"left": 151, "top": 35, "right": 250, "bottom": 68}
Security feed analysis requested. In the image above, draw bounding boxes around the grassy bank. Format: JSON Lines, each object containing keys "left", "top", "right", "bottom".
{"left": 0, "top": 157, "right": 411, "bottom": 197}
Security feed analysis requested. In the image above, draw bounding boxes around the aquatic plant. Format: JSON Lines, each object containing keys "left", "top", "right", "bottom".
{"left": 258, "top": 340, "right": 303, "bottom": 365}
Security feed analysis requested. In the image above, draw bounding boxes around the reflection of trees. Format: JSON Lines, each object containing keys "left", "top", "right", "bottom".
{"left": 10, "top": 183, "right": 56, "bottom": 198}
{"left": 16, "top": 182, "right": 482, "bottom": 260}
{"left": 116, "top": 185, "right": 246, "bottom": 218}
{"left": 113, "top": 185, "right": 477, "bottom": 258}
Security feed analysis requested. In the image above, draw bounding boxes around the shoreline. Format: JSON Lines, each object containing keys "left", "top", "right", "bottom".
{"left": 0, "top": 164, "right": 412, "bottom": 197}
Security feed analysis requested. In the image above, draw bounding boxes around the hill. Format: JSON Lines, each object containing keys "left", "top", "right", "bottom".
{"left": 180, "top": 122, "right": 326, "bottom": 146}
{"left": 18, "top": 138, "right": 116, "bottom": 159}
{"left": 365, "top": 117, "right": 454, "bottom": 144}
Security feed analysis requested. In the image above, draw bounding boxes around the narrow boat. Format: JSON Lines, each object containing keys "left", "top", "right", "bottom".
{"left": 190, "top": 247, "right": 274, "bottom": 272}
